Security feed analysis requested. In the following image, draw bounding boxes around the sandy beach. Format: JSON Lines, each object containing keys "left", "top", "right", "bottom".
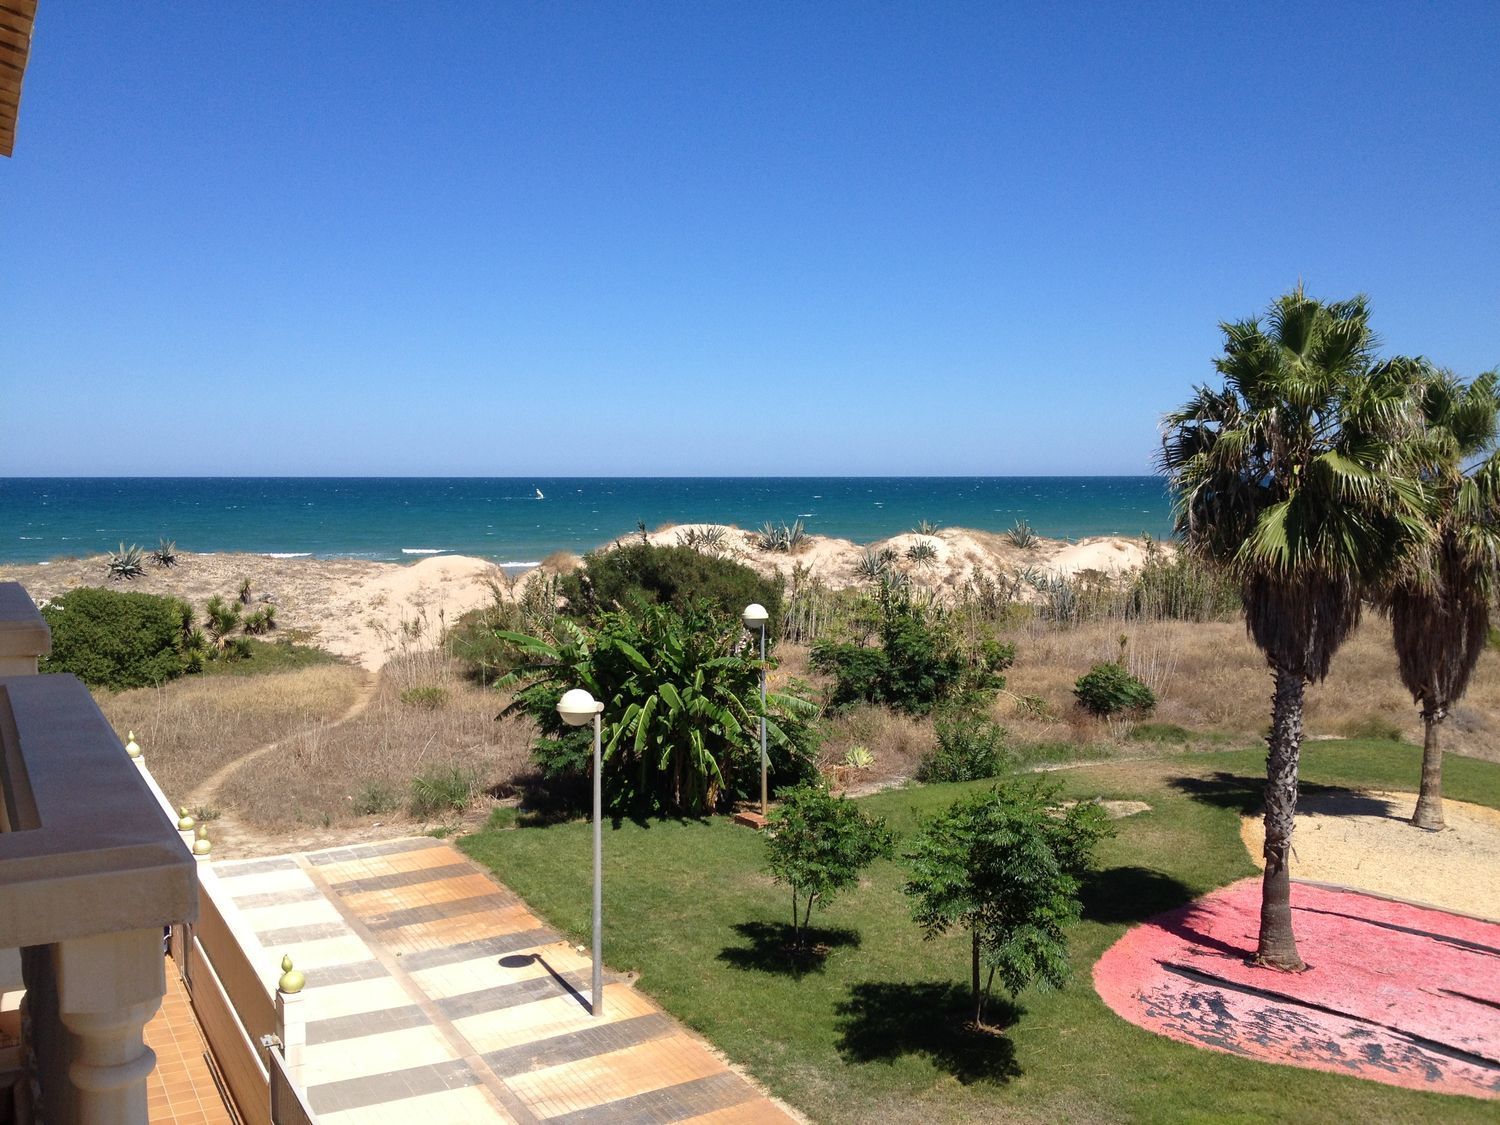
{"left": 0, "top": 525, "right": 1163, "bottom": 669}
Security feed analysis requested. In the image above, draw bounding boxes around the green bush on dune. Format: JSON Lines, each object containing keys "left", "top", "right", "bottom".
{"left": 40, "top": 586, "right": 191, "bottom": 690}
{"left": 559, "top": 542, "right": 782, "bottom": 628}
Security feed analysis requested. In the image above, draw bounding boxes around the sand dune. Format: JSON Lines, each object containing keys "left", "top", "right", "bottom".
{"left": 0, "top": 525, "right": 1164, "bottom": 669}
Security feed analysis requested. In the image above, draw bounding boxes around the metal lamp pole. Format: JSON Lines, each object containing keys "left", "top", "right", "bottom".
{"left": 557, "top": 688, "right": 606, "bottom": 1016}
{"left": 742, "top": 604, "right": 770, "bottom": 816}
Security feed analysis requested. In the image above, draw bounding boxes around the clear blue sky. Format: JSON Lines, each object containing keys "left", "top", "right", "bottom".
{"left": 4, "top": 2, "right": 1496, "bottom": 476}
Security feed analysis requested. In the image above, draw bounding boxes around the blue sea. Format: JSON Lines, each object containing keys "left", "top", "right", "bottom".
{"left": 0, "top": 478, "right": 1173, "bottom": 566}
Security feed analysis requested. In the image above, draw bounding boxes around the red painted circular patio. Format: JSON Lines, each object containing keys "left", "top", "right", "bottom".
{"left": 1093, "top": 878, "right": 1500, "bottom": 1101}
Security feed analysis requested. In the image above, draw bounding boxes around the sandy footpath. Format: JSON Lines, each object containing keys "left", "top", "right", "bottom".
{"left": 1240, "top": 790, "right": 1500, "bottom": 920}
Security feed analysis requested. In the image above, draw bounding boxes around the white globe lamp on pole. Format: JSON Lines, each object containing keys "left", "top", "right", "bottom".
{"left": 557, "top": 687, "right": 606, "bottom": 1016}
{"left": 742, "top": 603, "right": 770, "bottom": 816}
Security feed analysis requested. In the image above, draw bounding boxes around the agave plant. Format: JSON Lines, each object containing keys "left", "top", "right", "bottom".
{"left": 678, "top": 525, "right": 728, "bottom": 554}
{"left": 1006, "top": 519, "right": 1039, "bottom": 549}
{"left": 906, "top": 539, "right": 938, "bottom": 563}
{"left": 854, "top": 547, "right": 897, "bottom": 583}
{"left": 106, "top": 543, "right": 145, "bottom": 581}
{"left": 912, "top": 519, "right": 940, "bottom": 535}
{"left": 843, "top": 745, "right": 875, "bottom": 770}
{"left": 753, "top": 519, "right": 808, "bottom": 553}
{"left": 151, "top": 538, "right": 178, "bottom": 568}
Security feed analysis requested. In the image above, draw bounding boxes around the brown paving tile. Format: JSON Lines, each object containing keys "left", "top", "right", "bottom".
{"left": 144, "top": 962, "right": 236, "bottom": 1124}
{"left": 315, "top": 845, "right": 455, "bottom": 884}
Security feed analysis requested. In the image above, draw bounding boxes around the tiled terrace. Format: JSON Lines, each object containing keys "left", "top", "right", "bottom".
{"left": 200, "top": 837, "right": 796, "bottom": 1124}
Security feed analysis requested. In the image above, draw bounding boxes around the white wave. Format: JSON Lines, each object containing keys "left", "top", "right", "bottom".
{"left": 263, "top": 552, "right": 312, "bottom": 559}
{"left": 499, "top": 560, "right": 542, "bottom": 568}
{"left": 402, "top": 548, "right": 447, "bottom": 555}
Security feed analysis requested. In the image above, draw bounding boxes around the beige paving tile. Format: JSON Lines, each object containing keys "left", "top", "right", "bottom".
{"left": 317, "top": 1084, "right": 516, "bottom": 1125}
{"left": 299, "top": 976, "right": 412, "bottom": 1020}
{"left": 302, "top": 1024, "right": 457, "bottom": 1086}
{"left": 271, "top": 934, "right": 376, "bottom": 975}
{"left": 210, "top": 869, "right": 313, "bottom": 897}
{"left": 239, "top": 898, "right": 345, "bottom": 931}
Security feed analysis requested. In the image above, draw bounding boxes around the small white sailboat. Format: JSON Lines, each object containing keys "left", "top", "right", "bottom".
{"left": 535, "top": 488, "right": 545, "bottom": 500}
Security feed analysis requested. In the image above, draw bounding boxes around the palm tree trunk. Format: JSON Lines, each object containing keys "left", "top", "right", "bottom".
{"left": 1256, "top": 663, "right": 1306, "bottom": 971}
{"left": 1411, "top": 706, "right": 1446, "bottom": 830}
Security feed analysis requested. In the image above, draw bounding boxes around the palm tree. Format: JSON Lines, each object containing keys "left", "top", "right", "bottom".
{"left": 1385, "top": 367, "right": 1500, "bottom": 830}
{"left": 1160, "top": 287, "right": 1426, "bottom": 971}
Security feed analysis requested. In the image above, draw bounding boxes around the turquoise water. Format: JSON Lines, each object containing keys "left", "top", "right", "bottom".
{"left": 0, "top": 478, "right": 1173, "bottom": 565}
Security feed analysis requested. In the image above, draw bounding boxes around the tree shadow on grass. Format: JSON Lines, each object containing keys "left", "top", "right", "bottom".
{"left": 835, "top": 981, "right": 1021, "bottom": 1084}
{"left": 1168, "top": 772, "right": 1389, "bottom": 817}
{"left": 716, "top": 921, "right": 861, "bottom": 976}
{"left": 1080, "top": 866, "right": 1197, "bottom": 925}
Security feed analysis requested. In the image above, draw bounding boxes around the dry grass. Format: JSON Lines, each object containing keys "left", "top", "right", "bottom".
{"left": 215, "top": 653, "right": 534, "bottom": 831}
{"left": 96, "top": 664, "right": 367, "bottom": 808}
{"left": 1001, "top": 616, "right": 1500, "bottom": 760}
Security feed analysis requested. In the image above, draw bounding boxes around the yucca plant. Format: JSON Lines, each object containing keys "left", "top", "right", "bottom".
{"left": 912, "top": 519, "right": 940, "bottom": 535}
{"left": 906, "top": 539, "right": 938, "bottom": 563}
{"left": 106, "top": 543, "right": 146, "bottom": 581}
{"left": 151, "top": 538, "right": 178, "bottom": 568}
{"left": 753, "top": 519, "right": 808, "bottom": 553}
{"left": 203, "top": 595, "right": 243, "bottom": 652}
{"left": 238, "top": 577, "right": 254, "bottom": 605}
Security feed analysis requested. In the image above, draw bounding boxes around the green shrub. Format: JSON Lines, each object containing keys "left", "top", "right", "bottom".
{"left": 353, "top": 782, "right": 401, "bottom": 816}
{"left": 409, "top": 766, "right": 480, "bottom": 819}
{"left": 400, "top": 685, "right": 449, "bottom": 710}
{"left": 811, "top": 591, "right": 971, "bottom": 716}
{"left": 559, "top": 543, "right": 782, "bottom": 630}
{"left": 40, "top": 587, "right": 190, "bottom": 690}
{"left": 1073, "top": 662, "right": 1156, "bottom": 717}
{"left": 918, "top": 713, "right": 1010, "bottom": 783}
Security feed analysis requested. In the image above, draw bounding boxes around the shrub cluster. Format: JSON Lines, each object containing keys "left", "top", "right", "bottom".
{"left": 811, "top": 590, "right": 1009, "bottom": 716}
{"left": 41, "top": 587, "right": 193, "bottom": 690}
{"left": 917, "top": 711, "right": 1010, "bottom": 783}
{"left": 560, "top": 543, "right": 782, "bottom": 627}
{"left": 1073, "top": 662, "right": 1156, "bottom": 716}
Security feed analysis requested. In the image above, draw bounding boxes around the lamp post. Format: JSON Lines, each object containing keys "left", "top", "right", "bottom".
{"left": 742, "top": 603, "right": 769, "bottom": 816}
{"left": 557, "top": 687, "right": 605, "bottom": 1016}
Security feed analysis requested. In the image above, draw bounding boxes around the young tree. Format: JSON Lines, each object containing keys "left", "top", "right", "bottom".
{"left": 764, "top": 785, "right": 894, "bottom": 950}
{"left": 1386, "top": 367, "right": 1500, "bottom": 829}
{"left": 903, "top": 781, "right": 1110, "bottom": 1027}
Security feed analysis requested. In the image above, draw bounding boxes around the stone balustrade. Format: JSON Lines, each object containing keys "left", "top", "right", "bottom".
{"left": 0, "top": 582, "right": 199, "bottom": 1124}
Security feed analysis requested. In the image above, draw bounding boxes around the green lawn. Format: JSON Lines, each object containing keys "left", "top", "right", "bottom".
{"left": 459, "top": 741, "right": 1499, "bottom": 1123}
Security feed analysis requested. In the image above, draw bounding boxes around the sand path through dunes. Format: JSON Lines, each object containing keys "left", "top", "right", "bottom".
{"left": 1239, "top": 790, "right": 1500, "bottom": 919}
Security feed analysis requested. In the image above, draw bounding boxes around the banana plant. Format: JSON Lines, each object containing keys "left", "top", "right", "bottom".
{"left": 496, "top": 604, "right": 817, "bottom": 815}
